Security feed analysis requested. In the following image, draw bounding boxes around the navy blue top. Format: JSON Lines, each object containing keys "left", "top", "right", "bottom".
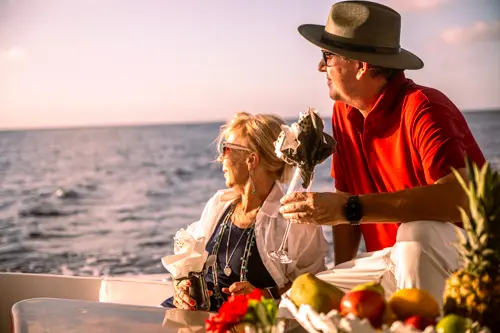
{"left": 161, "top": 204, "right": 276, "bottom": 311}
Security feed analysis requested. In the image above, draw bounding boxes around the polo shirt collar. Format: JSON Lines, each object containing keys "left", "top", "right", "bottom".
{"left": 347, "top": 72, "right": 409, "bottom": 132}
{"left": 370, "top": 72, "right": 408, "bottom": 115}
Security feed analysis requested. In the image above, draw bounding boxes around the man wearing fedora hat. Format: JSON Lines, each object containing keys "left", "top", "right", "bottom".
{"left": 279, "top": 1, "right": 486, "bottom": 303}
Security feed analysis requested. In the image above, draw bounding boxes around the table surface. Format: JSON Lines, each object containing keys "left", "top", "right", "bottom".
{"left": 11, "top": 298, "right": 306, "bottom": 333}
{"left": 11, "top": 298, "right": 211, "bottom": 333}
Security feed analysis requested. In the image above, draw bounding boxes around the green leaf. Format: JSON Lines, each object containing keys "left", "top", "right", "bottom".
{"left": 452, "top": 167, "right": 470, "bottom": 195}
{"left": 254, "top": 302, "right": 270, "bottom": 327}
{"left": 472, "top": 162, "right": 480, "bottom": 190}
{"left": 481, "top": 249, "right": 495, "bottom": 257}
{"left": 478, "top": 233, "right": 488, "bottom": 245}
{"left": 476, "top": 163, "right": 488, "bottom": 199}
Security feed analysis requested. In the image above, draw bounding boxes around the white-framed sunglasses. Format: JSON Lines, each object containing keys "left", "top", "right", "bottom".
{"left": 218, "top": 140, "right": 252, "bottom": 157}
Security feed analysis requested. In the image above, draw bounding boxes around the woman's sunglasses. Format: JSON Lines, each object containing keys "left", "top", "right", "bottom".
{"left": 218, "top": 140, "right": 251, "bottom": 157}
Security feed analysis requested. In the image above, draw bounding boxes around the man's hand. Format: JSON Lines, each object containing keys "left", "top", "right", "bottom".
{"left": 279, "top": 191, "right": 350, "bottom": 226}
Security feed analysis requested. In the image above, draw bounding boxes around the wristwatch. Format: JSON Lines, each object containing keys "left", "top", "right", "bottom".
{"left": 344, "top": 195, "right": 363, "bottom": 226}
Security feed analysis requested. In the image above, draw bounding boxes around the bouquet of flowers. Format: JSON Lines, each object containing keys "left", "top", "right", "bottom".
{"left": 205, "top": 289, "right": 278, "bottom": 333}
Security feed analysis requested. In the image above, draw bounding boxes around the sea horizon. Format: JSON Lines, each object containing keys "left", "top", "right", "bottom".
{"left": 1, "top": 108, "right": 499, "bottom": 133}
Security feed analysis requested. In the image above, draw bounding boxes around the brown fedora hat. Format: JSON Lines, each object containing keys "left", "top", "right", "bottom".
{"left": 298, "top": 1, "right": 424, "bottom": 70}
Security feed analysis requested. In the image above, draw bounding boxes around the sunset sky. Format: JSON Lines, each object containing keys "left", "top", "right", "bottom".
{"left": 0, "top": 0, "right": 499, "bottom": 130}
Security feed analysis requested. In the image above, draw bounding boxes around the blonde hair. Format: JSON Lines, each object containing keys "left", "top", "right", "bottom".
{"left": 216, "top": 112, "right": 294, "bottom": 184}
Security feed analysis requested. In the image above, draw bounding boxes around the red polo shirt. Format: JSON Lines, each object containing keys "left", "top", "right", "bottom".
{"left": 330, "top": 73, "right": 485, "bottom": 252}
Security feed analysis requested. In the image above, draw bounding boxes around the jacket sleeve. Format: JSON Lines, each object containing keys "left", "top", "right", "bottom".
{"left": 287, "top": 224, "right": 329, "bottom": 280}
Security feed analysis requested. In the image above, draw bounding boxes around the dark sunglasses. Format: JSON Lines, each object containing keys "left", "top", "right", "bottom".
{"left": 218, "top": 140, "right": 251, "bottom": 156}
{"left": 321, "top": 50, "right": 336, "bottom": 66}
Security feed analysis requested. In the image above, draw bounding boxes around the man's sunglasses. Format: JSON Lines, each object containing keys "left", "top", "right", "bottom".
{"left": 321, "top": 50, "right": 336, "bottom": 66}
{"left": 218, "top": 140, "right": 252, "bottom": 156}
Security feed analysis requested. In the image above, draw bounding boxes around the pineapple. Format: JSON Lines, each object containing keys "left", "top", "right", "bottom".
{"left": 443, "top": 158, "right": 500, "bottom": 330}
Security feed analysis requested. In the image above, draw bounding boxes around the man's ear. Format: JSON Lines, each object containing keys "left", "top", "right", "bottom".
{"left": 356, "top": 62, "right": 369, "bottom": 80}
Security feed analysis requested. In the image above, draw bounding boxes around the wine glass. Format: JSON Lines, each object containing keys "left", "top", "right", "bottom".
{"left": 267, "top": 168, "right": 314, "bottom": 263}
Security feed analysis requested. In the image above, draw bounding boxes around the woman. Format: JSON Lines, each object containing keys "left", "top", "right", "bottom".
{"left": 161, "top": 112, "right": 329, "bottom": 311}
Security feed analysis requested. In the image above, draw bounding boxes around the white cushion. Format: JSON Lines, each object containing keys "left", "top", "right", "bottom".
{"left": 99, "top": 275, "right": 173, "bottom": 307}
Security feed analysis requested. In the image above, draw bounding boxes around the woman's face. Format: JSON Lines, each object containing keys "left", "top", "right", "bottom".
{"left": 219, "top": 131, "right": 251, "bottom": 190}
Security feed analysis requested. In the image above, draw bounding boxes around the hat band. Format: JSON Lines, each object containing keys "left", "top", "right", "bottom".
{"left": 321, "top": 34, "right": 401, "bottom": 55}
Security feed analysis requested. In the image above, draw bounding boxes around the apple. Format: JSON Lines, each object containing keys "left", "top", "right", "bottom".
{"left": 351, "top": 281, "right": 385, "bottom": 296}
{"left": 436, "top": 314, "right": 472, "bottom": 333}
{"left": 340, "top": 290, "right": 386, "bottom": 328}
{"left": 404, "top": 315, "right": 436, "bottom": 330}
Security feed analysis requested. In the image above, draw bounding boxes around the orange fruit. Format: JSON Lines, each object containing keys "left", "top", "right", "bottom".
{"left": 387, "top": 288, "right": 440, "bottom": 321}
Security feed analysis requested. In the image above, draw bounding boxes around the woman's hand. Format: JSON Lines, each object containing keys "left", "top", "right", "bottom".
{"left": 222, "top": 281, "right": 256, "bottom": 296}
{"left": 173, "top": 279, "right": 196, "bottom": 310}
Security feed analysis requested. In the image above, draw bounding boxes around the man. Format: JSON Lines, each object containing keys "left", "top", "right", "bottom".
{"left": 279, "top": 1, "right": 486, "bottom": 302}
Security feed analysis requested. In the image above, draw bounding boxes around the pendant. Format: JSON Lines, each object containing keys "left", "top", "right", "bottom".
{"left": 224, "top": 266, "right": 232, "bottom": 276}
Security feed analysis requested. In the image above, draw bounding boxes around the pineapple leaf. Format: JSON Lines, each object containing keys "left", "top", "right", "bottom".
{"left": 452, "top": 167, "right": 470, "bottom": 195}
{"left": 476, "top": 163, "right": 488, "bottom": 200}
{"left": 478, "top": 233, "right": 488, "bottom": 245}
{"left": 471, "top": 161, "right": 480, "bottom": 194}
{"left": 465, "top": 157, "right": 476, "bottom": 187}
{"left": 481, "top": 249, "right": 495, "bottom": 257}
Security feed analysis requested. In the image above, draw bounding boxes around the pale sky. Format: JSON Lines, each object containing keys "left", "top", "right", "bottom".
{"left": 0, "top": 0, "right": 499, "bottom": 130}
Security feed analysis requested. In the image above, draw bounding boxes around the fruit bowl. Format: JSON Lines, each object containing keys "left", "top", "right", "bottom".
{"left": 279, "top": 295, "right": 491, "bottom": 333}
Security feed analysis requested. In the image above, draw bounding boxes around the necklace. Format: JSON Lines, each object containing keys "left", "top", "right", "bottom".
{"left": 210, "top": 200, "right": 257, "bottom": 308}
{"left": 224, "top": 220, "right": 248, "bottom": 276}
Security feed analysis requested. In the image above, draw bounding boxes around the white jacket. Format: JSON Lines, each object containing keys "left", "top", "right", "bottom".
{"left": 187, "top": 181, "right": 329, "bottom": 288}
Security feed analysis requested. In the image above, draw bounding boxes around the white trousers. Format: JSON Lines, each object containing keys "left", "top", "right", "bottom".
{"left": 279, "top": 221, "right": 462, "bottom": 317}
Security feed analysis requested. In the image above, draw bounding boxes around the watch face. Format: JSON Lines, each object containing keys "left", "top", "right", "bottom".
{"left": 345, "top": 195, "right": 363, "bottom": 223}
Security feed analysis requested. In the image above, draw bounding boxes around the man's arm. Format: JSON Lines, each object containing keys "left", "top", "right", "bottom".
{"left": 333, "top": 224, "right": 361, "bottom": 265}
{"left": 279, "top": 167, "right": 471, "bottom": 226}
{"left": 359, "top": 168, "right": 469, "bottom": 224}
{"left": 333, "top": 190, "right": 361, "bottom": 265}
{"left": 332, "top": 170, "right": 467, "bottom": 264}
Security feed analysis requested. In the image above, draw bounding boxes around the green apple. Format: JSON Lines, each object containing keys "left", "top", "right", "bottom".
{"left": 351, "top": 281, "right": 385, "bottom": 297}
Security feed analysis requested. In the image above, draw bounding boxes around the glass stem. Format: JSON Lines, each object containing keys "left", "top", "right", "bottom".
{"left": 276, "top": 167, "right": 308, "bottom": 251}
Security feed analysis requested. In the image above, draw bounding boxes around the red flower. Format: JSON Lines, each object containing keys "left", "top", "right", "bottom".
{"left": 206, "top": 289, "right": 265, "bottom": 332}
{"left": 247, "top": 288, "right": 264, "bottom": 301}
{"left": 206, "top": 296, "right": 248, "bottom": 332}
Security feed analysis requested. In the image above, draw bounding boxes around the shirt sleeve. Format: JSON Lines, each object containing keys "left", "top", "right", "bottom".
{"left": 287, "top": 224, "right": 329, "bottom": 280}
{"left": 331, "top": 151, "right": 348, "bottom": 192}
{"left": 410, "top": 101, "right": 467, "bottom": 183}
{"left": 330, "top": 104, "right": 349, "bottom": 192}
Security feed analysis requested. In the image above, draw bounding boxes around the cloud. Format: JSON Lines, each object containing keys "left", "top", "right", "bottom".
{"left": 8, "top": 47, "right": 22, "bottom": 59}
{"left": 441, "top": 21, "right": 500, "bottom": 44}
{"left": 0, "top": 46, "right": 25, "bottom": 62}
{"left": 381, "top": 0, "right": 452, "bottom": 11}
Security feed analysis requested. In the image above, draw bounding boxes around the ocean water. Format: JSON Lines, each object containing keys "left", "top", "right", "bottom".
{"left": 1, "top": 111, "right": 499, "bottom": 277}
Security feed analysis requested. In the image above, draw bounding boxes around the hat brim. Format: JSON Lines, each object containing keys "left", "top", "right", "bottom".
{"left": 298, "top": 24, "right": 424, "bottom": 70}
